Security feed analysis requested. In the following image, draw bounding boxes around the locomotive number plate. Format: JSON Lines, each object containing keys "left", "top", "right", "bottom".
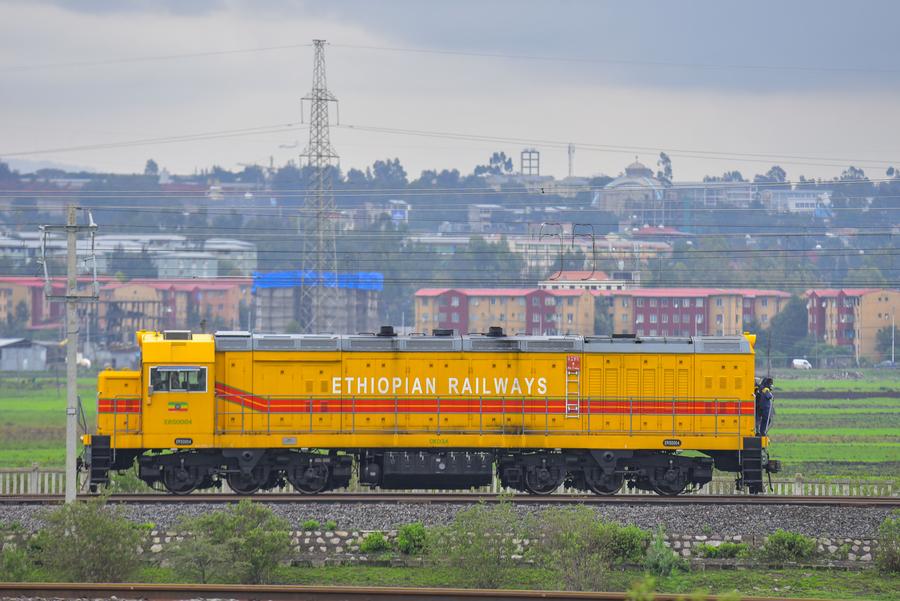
{"left": 663, "top": 439, "right": 681, "bottom": 447}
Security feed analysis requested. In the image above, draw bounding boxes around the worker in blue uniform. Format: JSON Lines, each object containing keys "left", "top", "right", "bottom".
{"left": 754, "top": 377, "right": 774, "bottom": 436}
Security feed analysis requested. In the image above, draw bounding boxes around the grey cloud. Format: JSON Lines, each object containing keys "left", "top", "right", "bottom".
{"left": 16, "top": 0, "right": 900, "bottom": 90}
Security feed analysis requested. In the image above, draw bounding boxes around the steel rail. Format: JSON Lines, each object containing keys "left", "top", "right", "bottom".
{"left": 1, "top": 493, "right": 897, "bottom": 507}
{"left": 0, "top": 582, "right": 836, "bottom": 601}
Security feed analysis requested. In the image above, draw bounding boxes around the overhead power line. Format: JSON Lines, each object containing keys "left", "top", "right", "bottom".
{"left": 329, "top": 43, "right": 900, "bottom": 76}
{"left": 3, "top": 117, "right": 897, "bottom": 170}
{"left": 2, "top": 40, "right": 895, "bottom": 76}
{"left": 0, "top": 43, "right": 313, "bottom": 73}
{"left": 337, "top": 123, "right": 900, "bottom": 169}
{"left": 0, "top": 123, "right": 305, "bottom": 157}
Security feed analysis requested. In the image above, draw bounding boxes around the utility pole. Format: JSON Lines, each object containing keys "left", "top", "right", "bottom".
{"left": 299, "top": 39, "right": 340, "bottom": 333}
{"left": 41, "top": 205, "right": 98, "bottom": 502}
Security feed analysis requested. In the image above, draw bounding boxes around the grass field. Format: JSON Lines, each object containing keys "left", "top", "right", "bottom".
{"left": 0, "top": 371, "right": 897, "bottom": 483}
{"left": 0, "top": 376, "right": 96, "bottom": 468}
{"left": 767, "top": 375, "right": 900, "bottom": 481}
{"left": 771, "top": 368, "right": 900, "bottom": 393}
{"left": 131, "top": 565, "right": 900, "bottom": 600}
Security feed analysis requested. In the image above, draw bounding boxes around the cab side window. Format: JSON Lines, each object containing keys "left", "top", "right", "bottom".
{"left": 150, "top": 367, "right": 207, "bottom": 392}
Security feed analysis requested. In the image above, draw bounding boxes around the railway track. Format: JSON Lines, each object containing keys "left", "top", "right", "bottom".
{"left": 1, "top": 492, "right": 897, "bottom": 506}
{"left": 0, "top": 583, "right": 835, "bottom": 601}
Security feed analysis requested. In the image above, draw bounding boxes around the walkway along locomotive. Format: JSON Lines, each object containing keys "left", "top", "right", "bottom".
{"left": 82, "top": 328, "right": 780, "bottom": 495}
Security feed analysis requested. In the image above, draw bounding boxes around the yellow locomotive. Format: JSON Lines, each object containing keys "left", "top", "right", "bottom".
{"left": 83, "top": 327, "right": 779, "bottom": 495}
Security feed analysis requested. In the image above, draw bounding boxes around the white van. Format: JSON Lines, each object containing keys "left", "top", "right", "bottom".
{"left": 792, "top": 359, "right": 812, "bottom": 369}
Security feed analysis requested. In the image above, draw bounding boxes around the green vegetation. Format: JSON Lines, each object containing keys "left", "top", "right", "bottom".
{"left": 359, "top": 531, "right": 391, "bottom": 554}
{"left": 877, "top": 510, "right": 900, "bottom": 573}
{"left": 167, "top": 498, "right": 291, "bottom": 584}
{"left": 694, "top": 542, "right": 750, "bottom": 559}
{"left": 643, "top": 528, "right": 686, "bottom": 577}
{"left": 3, "top": 503, "right": 899, "bottom": 599}
{"left": 428, "top": 499, "right": 523, "bottom": 588}
{"left": 301, "top": 519, "right": 321, "bottom": 530}
{"left": 772, "top": 371, "right": 900, "bottom": 393}
{"left": 0, "top": 546, "right": 32, "bottom": 581}
{"left": 773, "top": 404, "right": 900, "bottom": 481}
{"left": 0, "top": 375, "right": 96, "bottom": 468}
{"left": 396, "top": 522, "right": 427, "bottom": 555}
{"left": 761, "top": 530, "right": 818, "bottom": 563}
{"left": 529, "top": 506, "right": 652, "bottom": 590}
{"left": 33, "top": 495, "right": 143, "bottom": 582}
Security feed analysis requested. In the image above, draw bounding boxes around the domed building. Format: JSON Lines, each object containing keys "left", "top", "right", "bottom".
{"left": 593, "top": 158, "right": 674, "bottom": 226}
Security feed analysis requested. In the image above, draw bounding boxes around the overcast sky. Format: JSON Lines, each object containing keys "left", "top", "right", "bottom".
{"left": 2, "top": 0, "right": 900, "bottom": 181}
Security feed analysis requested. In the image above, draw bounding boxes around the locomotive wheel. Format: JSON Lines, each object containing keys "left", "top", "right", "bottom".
{"left": 651, "top": 469, "right": 687, "bottom": 496}
{"left": 226, "top": 468, "right": 267, "bottom": 495}
{"left": 586, "top": 471, "right": 624, "bottom": 495}
{"left": 524, "top": 466, "right": 563, "bottom": 495}
{"left": 162, "top": 466, "right": 200, "bottom": 495}
{"left": 291, "top": 464, "right": 329, "bottom": 494}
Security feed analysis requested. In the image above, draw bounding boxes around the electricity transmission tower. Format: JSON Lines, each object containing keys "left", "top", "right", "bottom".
{"left": 298, "top": 39, "right": 339, "bottom": 333}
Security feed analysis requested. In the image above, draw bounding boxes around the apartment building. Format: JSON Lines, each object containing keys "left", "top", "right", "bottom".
{"left": 598, "top": 288, "right": 790, "bottom": 337}
{"left": 806, "top": 288, "right": 900, "bottom": 362}
{"left": 98, "top": 278, "right": 252, "bottom": 343}
{"left": 414, "top": 288, "right": 595, "bottom": 336}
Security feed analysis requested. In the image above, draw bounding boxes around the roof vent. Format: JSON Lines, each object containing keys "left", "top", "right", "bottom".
{"left": 163, "top": 330, "right": 191, "bottom": 341}
{"left": 377, "top": 325, "right": 397, "bottom": 337}
{"left": 612, "top": 333, "right": 636, "bottom": 339}
{"left": 486, "top": 326, "right": 505, "bottom": 337}
{"left": 433, "top": 328, "right": 454, "bottom": 337}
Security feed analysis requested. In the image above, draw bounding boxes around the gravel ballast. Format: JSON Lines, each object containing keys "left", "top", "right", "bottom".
{"left": 0, "top": 501, "right": 893, "bottom": 538}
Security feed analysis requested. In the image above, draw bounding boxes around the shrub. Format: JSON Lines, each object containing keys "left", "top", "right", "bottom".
{"left": 359, "top": 531, "right": 391, "bottom": 554}
{"left": 761, "top": 529, "right": 816, "bottom": 563}
{"left": 530, "top": 506, "right": 611, "bottom": 591}
{"left": 301, "top": 519, "right": 321, "bottom": 531}
{"left": 596, "top": 521, "right": 651, "bottom": 564}
{"left": 170, "top": 499, "right": 291, "bottom": 584}
{"left": 324, "top": 520, "right": 338, "bottom": 531}
{"left": 35, "top": 496, "right": 143, "bottom": 582}
{"left": 396, "top": 522, "right": 427, "bottom": 555}
{"left": 643, "top": 528, "right": 685, "bottom": 577}
{"left": 167, "top": 530, "right": 225, "bottom": 584}
{"left": 0, "top": 546, "right": 32, "bottom": 582}
{"left": 876, "top": 510, "right": 900, "bottom": 573}
{"left": 428, "top": 499, "right": 522, "bottom": 588}
{"left": 694, "top": 541, "right": 749, "bottom": 559}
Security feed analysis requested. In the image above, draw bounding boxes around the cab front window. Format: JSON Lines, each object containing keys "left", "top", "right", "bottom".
{"left": 150, "top": 366, "right": 207, "bottom": 393}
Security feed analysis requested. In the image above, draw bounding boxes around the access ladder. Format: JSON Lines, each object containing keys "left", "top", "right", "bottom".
{"left": 564, "top": 354, "right": 581, "bottom": 418}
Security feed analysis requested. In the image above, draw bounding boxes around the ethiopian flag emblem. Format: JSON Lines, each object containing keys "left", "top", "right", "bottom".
{"left": 167, "top": 401, "right": 188, "bottom": 412}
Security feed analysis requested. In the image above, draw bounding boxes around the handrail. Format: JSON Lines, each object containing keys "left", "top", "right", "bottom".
{"left": 211, "top": 393, "right": 747, "bottom": 436}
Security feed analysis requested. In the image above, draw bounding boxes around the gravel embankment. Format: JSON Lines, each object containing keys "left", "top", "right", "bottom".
{"left": 0, "top": 502, "right": 893, "bottom": 538}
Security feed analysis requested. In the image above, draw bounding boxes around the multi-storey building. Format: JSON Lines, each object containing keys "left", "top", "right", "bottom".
{"left": 98, "top": 278, "right": 253, "bottom": 343}
{"left": 598, "top": 288, "right": 791, "bottom": 337}
{"left": 0, "top": 276, "right": 105, "bottom": 330}
{"left": 738, "top": 289, "right": 792, "bottom": 327}
{"left": 414, "top": 288, "right": 595, "bottom": 336}
{"left": 806, "top": 288, "right": 900, "bottom": 362}
{"left": 253, "top": 271, "right": 382, "bottom": 334}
